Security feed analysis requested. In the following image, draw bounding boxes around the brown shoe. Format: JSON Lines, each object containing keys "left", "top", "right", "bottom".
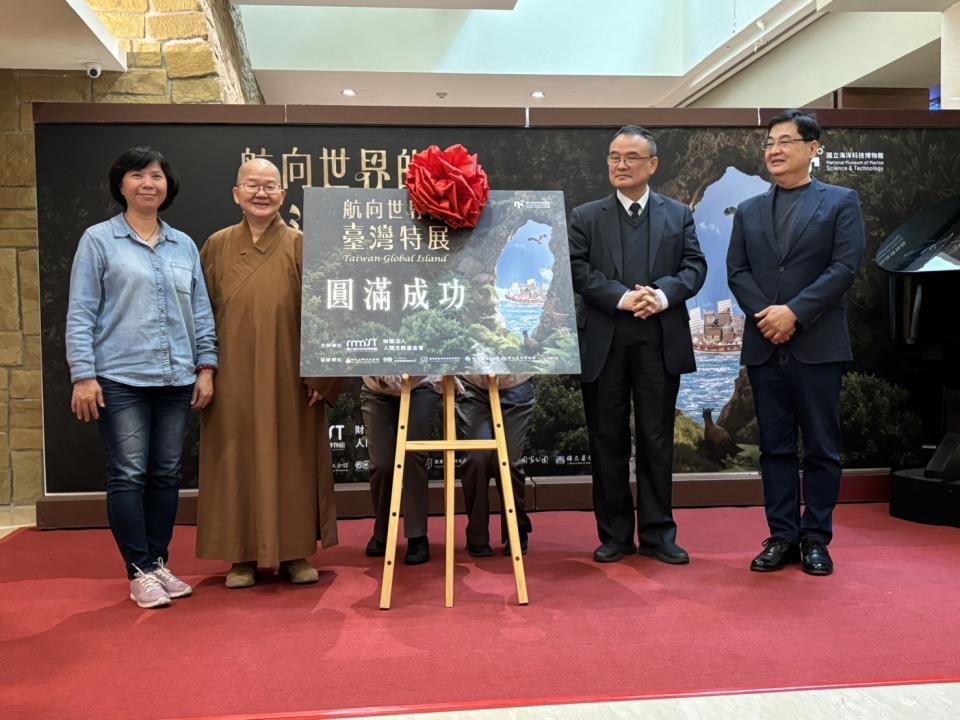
{"left": 225, "top": 561, "right": 256, "bottom": 589}
{"left": 282, "top": 558, "right": 319, "bottom": 584}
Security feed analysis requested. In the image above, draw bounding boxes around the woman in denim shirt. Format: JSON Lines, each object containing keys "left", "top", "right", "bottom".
{"left": 66, "top": 147, "right": 218, "bottom": 609}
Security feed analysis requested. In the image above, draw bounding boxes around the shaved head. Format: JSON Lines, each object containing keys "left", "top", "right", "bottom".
{"left": 236, "top": 158, "right": 281, "bottom": 185}
{"left": 233, "top": 157, "right": 286, "bottom": 226}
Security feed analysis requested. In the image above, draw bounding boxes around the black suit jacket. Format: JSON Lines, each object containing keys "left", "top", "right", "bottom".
{"left": 726, "top": 177, "right": 865, "bottom": 366}
{"left": 569, "top": 192, "right": 707, "bottom": 383}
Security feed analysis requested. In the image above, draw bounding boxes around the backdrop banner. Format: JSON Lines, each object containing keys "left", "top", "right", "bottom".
{"left": 36, "top": 120, "right": 955, "bottom": 491}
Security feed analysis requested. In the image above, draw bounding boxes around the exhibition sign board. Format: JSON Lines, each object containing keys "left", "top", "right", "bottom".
{"left": 300, "top": 188, "right": 580, "bottom": 377}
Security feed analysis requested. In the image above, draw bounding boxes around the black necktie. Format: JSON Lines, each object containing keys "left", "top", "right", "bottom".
{"left": 629, "top": 202, "right": 641, "bottom": 219}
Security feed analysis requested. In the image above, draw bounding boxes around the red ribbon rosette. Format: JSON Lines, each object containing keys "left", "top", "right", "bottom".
{"left": 405, "top": 144, "right": 489, "bottom": 230}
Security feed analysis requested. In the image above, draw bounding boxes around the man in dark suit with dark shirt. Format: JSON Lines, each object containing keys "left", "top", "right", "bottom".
{"left": 727, "top": 109, "right": 864, "bottom": 576}
{"left": 570, "top": 125, "right": 707, "bottom": 564}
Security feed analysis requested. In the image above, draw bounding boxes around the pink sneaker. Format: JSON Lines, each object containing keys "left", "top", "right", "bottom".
{"left": 130, "top": 567, "right": 171, "bottom": 608}
{"left": 151, "top": 558, "right": 193, "bottom": 599}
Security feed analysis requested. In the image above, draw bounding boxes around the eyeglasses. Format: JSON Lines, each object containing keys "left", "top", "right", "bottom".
{"left": 238, "top": 182, "right": 282, "bottom": 195}
{"left": 762, "top": 137, "right": 810, "bottom": 151}
{"left": 607, "top": 153, "right": 654, "bottom": 166}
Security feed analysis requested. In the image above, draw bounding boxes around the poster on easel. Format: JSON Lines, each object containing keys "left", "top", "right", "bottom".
{"left": 300, "top": 188, "right": 581, "bottom": 378}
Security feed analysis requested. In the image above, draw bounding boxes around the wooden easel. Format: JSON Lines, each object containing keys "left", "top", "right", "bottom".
{"left": 379, "top": 374, "right": 529, "bottom": 609}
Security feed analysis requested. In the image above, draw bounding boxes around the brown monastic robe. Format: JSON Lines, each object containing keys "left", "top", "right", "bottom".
{"left": 196, "top": 215, "right": 341, "bottom": 567}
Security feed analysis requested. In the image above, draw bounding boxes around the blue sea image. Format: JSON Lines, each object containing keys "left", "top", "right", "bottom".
{"left": 496, "top": 219, "right": 554, "bottom": 338}
{"left": 499, "top": 297, "right": 544, "bottom": 337}
{"left": 676, "top": 351, "right": 743, "bottom": 422}
{"left": 679, "top": 167, "right": 768, "bottom": 424}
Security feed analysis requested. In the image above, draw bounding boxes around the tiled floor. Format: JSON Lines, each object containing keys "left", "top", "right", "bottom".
{"left": 352, "top": 683, "right": 960, "bottom": 719}
{"left": 1, "top": 505, "right": 956, "bottom": 718}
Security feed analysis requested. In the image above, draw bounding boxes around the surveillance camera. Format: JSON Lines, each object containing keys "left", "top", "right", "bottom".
{"left": 84, "top": 63, "right": 102, "bottom": 79}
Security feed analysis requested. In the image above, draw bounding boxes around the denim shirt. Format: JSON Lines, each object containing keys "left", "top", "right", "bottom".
{"left": 66, "top": 213, "right": 218, "bottom": 387}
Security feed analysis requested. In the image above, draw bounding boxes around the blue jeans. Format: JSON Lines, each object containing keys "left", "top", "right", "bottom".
{"left": 98, "top": 377, "right": 194, "bottom": 579}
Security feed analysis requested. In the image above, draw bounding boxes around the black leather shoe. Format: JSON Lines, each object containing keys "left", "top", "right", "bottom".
{"left": 750, "top": 537, "right": 800, "bottom": 572}
{"left": 404, "top": 536, "right": 429, "bottom": 565}
{"left": 639, "top": 541, "right": 690, "bottom": 565}
{"left": 467, "top": 542, "right": 493, "bottom": 558}
{"left": 801, "top": 538, "right": 833, "bottom": 576}
{"left": 593, "top": 541, "right": 637, "bottom": 563}
{"left": 365, "top": 536, "right": 386, "bottom": 557}
{"left": 503, "top": 535, "right": 528, "bottom": 556}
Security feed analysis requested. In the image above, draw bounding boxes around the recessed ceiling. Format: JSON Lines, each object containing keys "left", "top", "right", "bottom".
{"left": 850, "top": 39, "right": 940, "bottom": 88}
{"left": 0, "top": 0, "right": 125, "bottom": 72}
{"left": 255, "top": 70, "right": 681, "bottom": 107}
{"left": 244, "top": 0, "right": 945, "bottom": 108}
{"left": 0, "top": 0, "right": 946, "bottom": 110}
{"left": 239, "top": 0, "right": 711, "bottom": 107}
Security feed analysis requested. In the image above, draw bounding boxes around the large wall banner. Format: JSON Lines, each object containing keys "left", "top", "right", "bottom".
{"left": 34, "top": 110, "right": 960, "bottom": 494}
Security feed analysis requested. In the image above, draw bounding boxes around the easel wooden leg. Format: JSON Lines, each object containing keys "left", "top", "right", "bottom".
{"left": 442, "top": 376, "right": 457, "bottom": 608}
{"left": 375, "top": 375, "right": 530, "bottom": 608}
{"left": 488, "top": 380, "right": 529, "bottom": 605}
{"left": 379, "top": 375, "right": 412, "bottom": 610}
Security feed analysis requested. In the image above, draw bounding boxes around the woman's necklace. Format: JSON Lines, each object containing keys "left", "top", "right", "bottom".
{"left": 133, "top": 221, "right": 160, "bottom": 245}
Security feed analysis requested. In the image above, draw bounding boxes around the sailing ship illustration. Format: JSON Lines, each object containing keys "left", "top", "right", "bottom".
{"left": 689, "top": 299, "right": 743, "bottom": 353}
{"left": 504, "top": 279, "right": 547, "bottom": 305}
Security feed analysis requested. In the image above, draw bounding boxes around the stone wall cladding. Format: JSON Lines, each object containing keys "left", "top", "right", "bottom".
{"left": 205, "top": 0, "right": 264, "bottom": 104}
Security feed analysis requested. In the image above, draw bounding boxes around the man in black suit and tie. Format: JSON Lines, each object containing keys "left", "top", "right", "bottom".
{"left": 570, "top": 125, "right": 707, "bottom": 564}
{"left": 727, "top": 109, "right": 864, "bottom": 576}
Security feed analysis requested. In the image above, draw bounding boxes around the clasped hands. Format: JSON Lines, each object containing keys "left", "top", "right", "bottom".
{"left": 756, "top": 305, "right": 797, "bottom": 345}
{"left": 622, "top": 285, "right": 663, "bottom": 320}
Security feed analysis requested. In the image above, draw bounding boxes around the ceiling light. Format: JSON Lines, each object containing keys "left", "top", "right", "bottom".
{"left": 531, "top": 90, "right": 546, "bottom": 99}
{"left": 340, "top": 88, "right": 357, "bottom": 97}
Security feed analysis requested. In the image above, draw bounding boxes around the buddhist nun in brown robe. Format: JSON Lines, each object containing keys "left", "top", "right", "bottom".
{"left": 196, "top": 158, "right": 341, "bottom": 588}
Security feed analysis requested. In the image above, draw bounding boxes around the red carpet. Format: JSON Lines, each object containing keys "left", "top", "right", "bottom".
{"left": 2, "top": 504, "right": 959, "bottom": 720}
